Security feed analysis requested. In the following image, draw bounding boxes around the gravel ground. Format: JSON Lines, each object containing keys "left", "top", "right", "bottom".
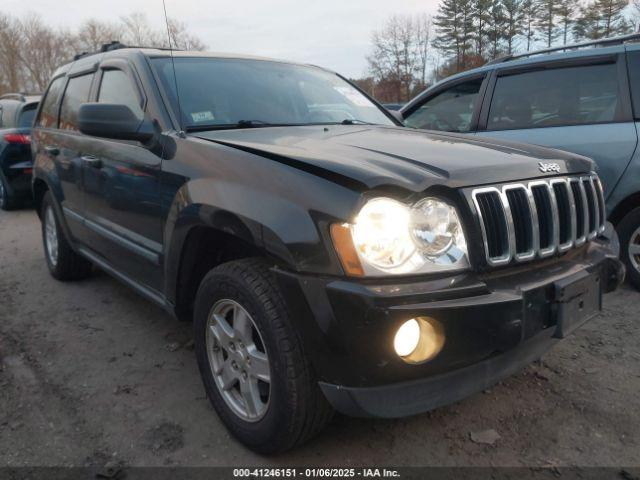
{"left": 1, "top": 207, "right": 639, "bottom": 468}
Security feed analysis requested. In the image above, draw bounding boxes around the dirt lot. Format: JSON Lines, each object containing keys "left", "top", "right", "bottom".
{"left": 1, "top": 207, "right": 639, "bottom": 468}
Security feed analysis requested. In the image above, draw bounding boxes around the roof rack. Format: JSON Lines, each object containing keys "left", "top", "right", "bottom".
{"left": 486, "top": 33, "right": 640, "bottom": 66}
{"left": 0, "top": 92, "right": 39, "bottom": 102}
{"left": 73, "top": 41, "right": 181, "bottom": 61}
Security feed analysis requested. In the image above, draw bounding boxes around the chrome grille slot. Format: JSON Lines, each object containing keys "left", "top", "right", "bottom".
{"left": 471, "top": 174, "right": 603, "bottom": 267}
{"left": 570, "top": 179, "right": 587, "bottom": 244}
{"left": 505, "top": 186, "right": 534, "bottom": 260}
{"left": 551, "top": 179, "right": 574, "bottom": 250}
{"left": 593, "top": 177, "right": 606, "bottom": 233}
{"left": 472, "top": 189, "right": 511, "bottom": 265}
{"left": 582, "top": 177, "right": 597, "bottom": 238}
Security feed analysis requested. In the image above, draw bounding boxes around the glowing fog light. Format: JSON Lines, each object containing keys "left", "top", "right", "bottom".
{"left": 394, "top": 317, "right": 445, "bottom": 364}
{"left": 394, "top": 319, "right": 421, "bottom": 357}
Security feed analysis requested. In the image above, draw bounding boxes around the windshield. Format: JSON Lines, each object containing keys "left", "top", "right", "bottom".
{"left": 151, "top": 57, "right": 395, "bottom": 130}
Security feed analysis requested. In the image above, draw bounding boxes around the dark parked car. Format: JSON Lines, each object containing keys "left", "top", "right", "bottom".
{"left": 0, "top": 93, "right": 40, "bottom": 209}
{"left": 32, "top": 44, "right": 623, "bottom": 453}
{"left": 401, "top": 34, "right": 640, "bottom": 290}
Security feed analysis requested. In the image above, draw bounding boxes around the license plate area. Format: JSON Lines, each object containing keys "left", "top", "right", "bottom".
{"left": 553, "top": 271, "right": 602, "bottom": 339}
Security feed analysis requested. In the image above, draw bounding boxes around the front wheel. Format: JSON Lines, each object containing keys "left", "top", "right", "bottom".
{"left": 40, "top": 191, "right": 93, "bottom": 281}
{"left": 193, "top": 258, "right": 333, "bottom": 453}
{"left": 617, "top": 207, "right": 640, "bottom": 290}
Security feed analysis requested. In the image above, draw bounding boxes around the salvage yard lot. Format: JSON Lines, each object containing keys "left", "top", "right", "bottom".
{"left": 1, "top": 207, "right": 639, "bottom": 467}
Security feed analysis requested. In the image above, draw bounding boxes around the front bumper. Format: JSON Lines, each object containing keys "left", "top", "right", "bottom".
{"left": 274, "top": 226, "right": 624, "bottom": 418}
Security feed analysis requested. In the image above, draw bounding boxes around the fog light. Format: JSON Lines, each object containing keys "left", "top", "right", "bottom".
{"left": 394, "top": 317, "right": 445, "bottom": 364}
{"left": 394, "top": 319, "right": 421, "bottom": 357}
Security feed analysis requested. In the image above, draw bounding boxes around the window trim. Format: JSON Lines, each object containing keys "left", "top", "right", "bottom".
{"left": 478, "top": 53, "right": 633, "bottom": 132}
{"left": 402, "top": 73, "right": 488, "bottom": 133}
{"left": 97, "top": 58, "right": 148, "bottom": 113}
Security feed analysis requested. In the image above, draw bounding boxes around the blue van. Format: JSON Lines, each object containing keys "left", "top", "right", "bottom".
{"left": 401, "top": 34, "right": 640, "bottom": 290}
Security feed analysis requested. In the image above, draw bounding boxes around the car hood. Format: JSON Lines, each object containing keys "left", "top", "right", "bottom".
{"left": 192, "top": 125, "right": 594, "bottom": 192}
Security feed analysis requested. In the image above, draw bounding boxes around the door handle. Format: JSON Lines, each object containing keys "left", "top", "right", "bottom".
{"left": 81, "top": 155, "right": 102, "bottom": 168}
{"left": 44, "top": 145, "right": 60, "bottom": 156}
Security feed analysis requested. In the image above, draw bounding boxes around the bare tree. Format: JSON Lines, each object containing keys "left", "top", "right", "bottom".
{"left": 415, "top": 14, "right": 433, "bottom": 86}
{"left": 77, "top": 19, "right": 124, "bottom": 52}
{"left": 120, "top": 12, "right": 164, "bottom": 47}
{"left": 167, "top": 18, "right": 207, "bottom": 50}
{"left": 0, "top": 14, "right": 24, "bottom": 93}
{"left": 19, "top": 15, "right": 77, "bottom": 92}
{"left": 367, "top": 15, "right": 420, "bottom": 102}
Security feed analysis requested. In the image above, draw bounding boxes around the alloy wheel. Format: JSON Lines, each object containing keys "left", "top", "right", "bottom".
{"left": 0, "top": 179, "right": 5, "bottom": 208}
{"left": 205, "top": 299, "right": 271, "bottom": 422}
{"left": 44, "top": 206, "right": 59, "bottom": 266}
{"left": 629, "top": 226, "right": 640, "bottom": 274}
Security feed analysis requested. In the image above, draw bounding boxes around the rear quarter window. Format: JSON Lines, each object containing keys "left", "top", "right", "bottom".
{"left": 487, "top": 62, "right": 621, "bottom": 131}
{"left": 18, "top": 105, "right": 38, "bottom": 128}
{"left": 37, "top": 77, "right": 66, "bottom": 128}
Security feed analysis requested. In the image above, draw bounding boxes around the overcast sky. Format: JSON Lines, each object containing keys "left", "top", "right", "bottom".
{"left": 4, "top": 0, "right": 440, "bottom": 78}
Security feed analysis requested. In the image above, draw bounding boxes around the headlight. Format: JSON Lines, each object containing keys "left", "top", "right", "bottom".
{"left": 331, "top": 197, "right": 469, "bottom": 276}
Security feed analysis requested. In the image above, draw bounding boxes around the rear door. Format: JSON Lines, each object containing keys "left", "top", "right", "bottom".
{"left": 80, "top": 59, "right": 163, "bottom": 291}
{"left": 476, "top": 54, "right": 637, "bottom": 200}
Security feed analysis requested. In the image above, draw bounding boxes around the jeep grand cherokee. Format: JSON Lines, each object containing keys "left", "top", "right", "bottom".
{"left": 31, "top": 43, "right": 624, "bottom": 453}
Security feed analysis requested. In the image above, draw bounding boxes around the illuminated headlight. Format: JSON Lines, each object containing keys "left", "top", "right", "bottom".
{"left": 331, "top": 197, "right": 469, "bottom": 276}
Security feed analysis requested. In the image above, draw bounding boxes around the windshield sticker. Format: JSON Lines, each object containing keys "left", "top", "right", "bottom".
{"left": 333, "top": 86, "right": 371, "bottom": 107}
{"left": 190, "top": 111, "right": 215, "bottom": 122}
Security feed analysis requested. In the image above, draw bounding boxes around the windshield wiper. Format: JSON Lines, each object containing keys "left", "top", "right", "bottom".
{"left": 340, "top": 118, "right": 375, "bottom": 125}
{"left": 185, "top": 120, "right": 296, "bottom": 132}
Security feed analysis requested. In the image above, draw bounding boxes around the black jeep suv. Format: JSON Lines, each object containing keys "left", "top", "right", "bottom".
{"left": 0, "top": 93, "right": 40, "bottom": 209}
{"left": 32, "top": 45, "right": 624, "bottom": 453}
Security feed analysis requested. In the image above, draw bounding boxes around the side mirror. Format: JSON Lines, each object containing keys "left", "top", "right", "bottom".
{"left": 78, "top": 103, "right": 154, "bottom": 143}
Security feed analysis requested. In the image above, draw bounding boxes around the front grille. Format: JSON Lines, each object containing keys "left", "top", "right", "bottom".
{"left": 471, "top": 174, "right": 605, "bottom": 267}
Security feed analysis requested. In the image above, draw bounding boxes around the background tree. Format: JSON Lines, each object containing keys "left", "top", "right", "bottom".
{"left": 502, "top": 0, "right": 525, "bottom": 54}
{"left": 556, "top": 0, "right": 579, "bottom": 44}
{"left": 415, "top": 14, "right": 433, "bottom": 87}
{"left": 367, "top": 15, "right": 420, "bottom": 102}
{"left": 595, "top": 0, "right": 633, "bottom": 37}
{"left": 0, "top": 14, "right": 24, "bottom": 93}
{"left": 536, "top": 0, "right": 560, "bottom": 47}
{"left": 76, "top": 19, "right": 124, "bottom": 52}
{"left": 433, "top": 0, "right": 475, "bottom": 71}
{"left": 486, "top": 0, "right": 507, "bottom": 58}
{"left": 474, "top": 0, "right": 494, "bottom": 58}
{"left": 521, "top": 0, "right": 540, "bottom": 50}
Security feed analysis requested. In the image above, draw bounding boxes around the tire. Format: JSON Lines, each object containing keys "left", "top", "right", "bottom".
{"left": 617, "top": 206, "right": 640, "bottom": 291}
{"left": 41, "top": 191, "right": 93, "bottom": 281}
{"left": 0, "top": 174, "right": 15, "bottom": 211}
{"left": 194, "top": 258, "right": 333, "bottom": 453}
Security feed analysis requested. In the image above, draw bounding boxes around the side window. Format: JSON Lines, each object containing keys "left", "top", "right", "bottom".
{"left": 18, "top": 105, "right": 38, "bottom": 128}
{"left": 98, "top": 69, "right": 144, "bottom": 119}
{"left": 626, "top": 51, "right": 640, "bottom": 119}
{"left": 0, "top": 101, "right": 6, "bottom": 128}
{"left": 59, "top": 74, "right": 94, "bottom": 131}
{"left": 37, "top": 77, "right": 66, "bottom": 128}
{"left": 404, "top": 77, "right": 484, "bottom": 132}
{"left": 487, "top": 62, "right": 620, "bottom": 131}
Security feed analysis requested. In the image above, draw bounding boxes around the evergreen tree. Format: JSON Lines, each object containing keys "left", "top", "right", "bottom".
{"left": 595, "top": 0, "right": 633, "bottom": 37}
{"left": 536, "top": 0, "right": 560, "bottom": 47}
{"left": 521, "top": 0, "right": 540, "bottom": 50}
{"left": 474, "top": 0, "right": 494, "bottom": 59}
{"left": 486, "top": 0, "right": 508, "bottom": 58}
{"left": 573, "top": 3, "right": 604, "bottom": 39}
{"left": 557, "top": 0, "right": 579, "bottom": 44}
{"left": 502, "top": 0, "right": 525, "bottom": 54}
{"left": 433, "top": 0, "right": 475, "bottom": 71}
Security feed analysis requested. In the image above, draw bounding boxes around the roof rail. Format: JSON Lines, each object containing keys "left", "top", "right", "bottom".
{"left": 486, "top": 33, "right": 640, "bottom": 66}
{"left": 72, "top": 41, "right": 181, "bottom": 61}
{"left": 0, "top": 93, "right": 29, "bottom": 102}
